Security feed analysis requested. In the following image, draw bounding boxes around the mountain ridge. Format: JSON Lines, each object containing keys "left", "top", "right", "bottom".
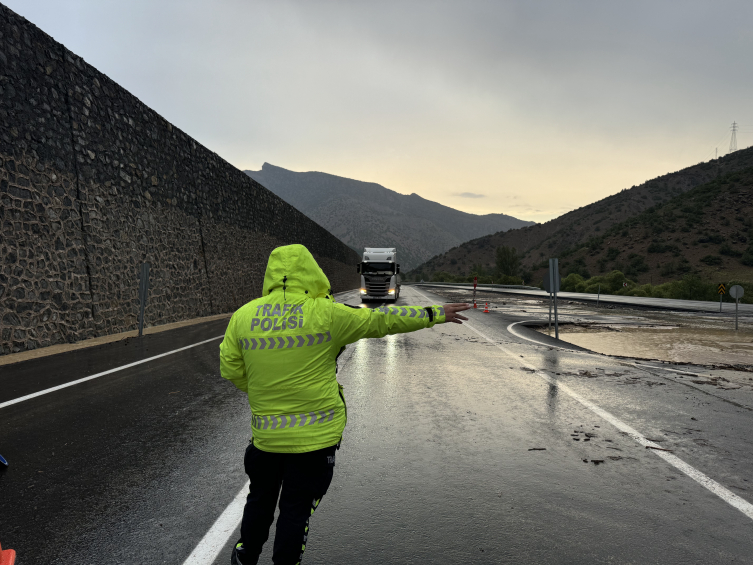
{"left": 409, "top": 146, "right": 753, "bottom": 281}
{"left": 245, "top": 163, "right": 534, "bottom": 270}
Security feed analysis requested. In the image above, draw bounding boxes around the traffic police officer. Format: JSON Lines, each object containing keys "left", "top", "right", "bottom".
{"left": 220, "top": 244, "right": 470, "bottom": 565}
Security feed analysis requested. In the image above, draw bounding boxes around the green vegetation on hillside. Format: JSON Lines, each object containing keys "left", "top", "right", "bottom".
{"left": 544, "top": 167, "right": 753, "bottom": 284}
{"left": 556, "top": 271, "right": 751, "bottom": 304}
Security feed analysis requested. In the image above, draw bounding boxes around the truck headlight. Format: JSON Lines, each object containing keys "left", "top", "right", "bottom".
{"left": 388, "top": 289, "right": 395, "bottom": 294}
{"left": 360, "top": 288, "right": 367, "bottom": 294}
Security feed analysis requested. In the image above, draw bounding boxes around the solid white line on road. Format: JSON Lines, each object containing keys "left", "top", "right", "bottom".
{"left": 182, "top": 481, "right": 249, "bottom": 565}
{"left": 471, "top": 322, "right": 753, "bottom": 521}
{"left": 408, "top": 286, "right": 753, "bottom": 522}
{"left": 0, "top": 335, "right": 224, "bottom": 410}
{"left": 506, "top": 320, "right": 568, "bottom": 350}
{"left": 631, "top": 362, "right": 701, "bottom": 377}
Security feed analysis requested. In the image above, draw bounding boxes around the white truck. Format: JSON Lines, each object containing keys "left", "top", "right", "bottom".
{"left": 356, "top": 247, "right": 401, "bottom": 302}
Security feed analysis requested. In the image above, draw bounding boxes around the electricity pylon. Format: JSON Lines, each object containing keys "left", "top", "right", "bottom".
{"left": 729, "top": 121, "right": 738, "bottom": 153}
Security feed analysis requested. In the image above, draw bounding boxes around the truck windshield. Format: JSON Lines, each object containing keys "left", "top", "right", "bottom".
{"left": 362, "top": 262, "right": 394, "bottom": 273}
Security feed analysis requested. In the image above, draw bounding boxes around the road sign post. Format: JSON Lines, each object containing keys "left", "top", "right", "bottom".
{"left": 729, "top": 285, "right": 744, "bottom": 331}
{"left": 718, "top": 283, "right": 726, "bottom": 313}
{"left": 552, "top": 259, "right": 559, "bottom": 340}
{"left": 543, "top": 262, "right": 561, "bottom": 336}
{"left": 597, "top": 284, "right": 600, "bottom": 307}
{"left": 544, "top": 258, "right": 560, "bottom": 339}
{"left": 138, "top": 262, "right": 151, "bottom": 337}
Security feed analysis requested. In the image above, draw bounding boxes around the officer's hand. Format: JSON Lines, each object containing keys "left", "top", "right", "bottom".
{"left": 443, "top": 303, "right": 472, "bottom": 324}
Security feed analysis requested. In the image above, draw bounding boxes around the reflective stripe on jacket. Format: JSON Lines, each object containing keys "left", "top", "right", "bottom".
{"left": 219, "top": 244, "right": 445, "bottom": 453}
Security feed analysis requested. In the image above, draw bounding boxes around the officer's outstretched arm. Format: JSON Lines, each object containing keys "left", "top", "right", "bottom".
{"left": 331, "top": 302, "right": 470, "bottom": 347}
{"left": 219, "top": 314, "right": 248, "bottom": 393}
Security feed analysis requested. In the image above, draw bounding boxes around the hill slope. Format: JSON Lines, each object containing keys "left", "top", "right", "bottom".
{"left": 545, "top": 166, "right": 753, "bottom": 286}
{"left": 245, "top": 163, "right": 534, "bottom": 270}
{"left": 411, "top": 147, "right": 753, "bottom": 279}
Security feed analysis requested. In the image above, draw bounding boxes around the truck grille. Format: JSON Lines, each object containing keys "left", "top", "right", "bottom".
{"left": 366, "top": 280, "right": 390, "bottom": 295}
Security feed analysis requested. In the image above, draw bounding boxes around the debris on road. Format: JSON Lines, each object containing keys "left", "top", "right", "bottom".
{"left": 528, "top": 448, "right": 547, "bottom": 451}
{"left": 591, "top": 459, "right": 605, "bottom": 465}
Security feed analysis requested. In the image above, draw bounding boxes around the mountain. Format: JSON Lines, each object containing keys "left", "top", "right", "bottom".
{"left": 547, "top": 166, "right": 753, "bottom": 285}
{"left": 244, "top": 163, "right": 535, "bottom": 270}
{"left": 410, "top": 146, "right": 753, "bottom": 282}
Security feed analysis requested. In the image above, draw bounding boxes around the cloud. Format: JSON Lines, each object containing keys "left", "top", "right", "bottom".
{"left": 10, "top": 0, "right": 753, "bottom": 223}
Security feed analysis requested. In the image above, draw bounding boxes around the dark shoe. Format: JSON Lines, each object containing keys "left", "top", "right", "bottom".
{"left": 231, "top": 539, "right": 250, "bottom": 565}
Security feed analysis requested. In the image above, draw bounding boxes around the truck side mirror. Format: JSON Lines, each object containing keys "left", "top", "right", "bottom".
{"left": 396, "top": 265, "right": 401, "bottom": 274}
{"left": 356, "top": 265, "right": 361, "bottom": 274}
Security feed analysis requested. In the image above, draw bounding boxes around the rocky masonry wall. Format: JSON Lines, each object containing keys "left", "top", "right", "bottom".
{"left": 0, "top": 4, "right": 359, "bottom": 355}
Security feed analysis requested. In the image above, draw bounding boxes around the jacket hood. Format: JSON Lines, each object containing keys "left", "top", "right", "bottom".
{"left": 262, "top": 244, "right": 331, "bottom": 299}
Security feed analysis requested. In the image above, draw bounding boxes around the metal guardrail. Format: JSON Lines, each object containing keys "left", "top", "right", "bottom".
{"left": 403, "top": 282, "right": 542, "bottom": 291}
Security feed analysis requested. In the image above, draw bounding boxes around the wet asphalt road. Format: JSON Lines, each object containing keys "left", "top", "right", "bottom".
{"left": 2, "top": 287, "right": 753, "bottom": 564}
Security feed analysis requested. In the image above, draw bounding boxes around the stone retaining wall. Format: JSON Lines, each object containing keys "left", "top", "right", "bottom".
{"left": 0, "top": 4, "right": 359, "bottom": 355}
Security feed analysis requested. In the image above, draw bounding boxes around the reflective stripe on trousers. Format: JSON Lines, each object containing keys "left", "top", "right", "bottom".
{"left": 252, "top": 409, "right": 336, "bottom": 430}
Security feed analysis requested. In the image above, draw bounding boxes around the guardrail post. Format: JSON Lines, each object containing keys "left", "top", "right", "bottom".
{"left": 138, "top": 262, "right": 151, "bottom": 337}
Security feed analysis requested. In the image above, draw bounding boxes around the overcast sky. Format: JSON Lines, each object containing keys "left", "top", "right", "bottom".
{"left": 7, "top": 1, "right": 753, "bottom": 223}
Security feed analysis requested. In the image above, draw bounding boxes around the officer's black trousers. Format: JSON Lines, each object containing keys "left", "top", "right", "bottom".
{"left": 239, "top": 442, "right": 336, "bottom": 565}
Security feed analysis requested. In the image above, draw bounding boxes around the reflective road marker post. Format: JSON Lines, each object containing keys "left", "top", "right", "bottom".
{"left": 730, "top": 285, "right": 744, "bottom": 331}
{"left": 138, "top": 262, "right": 151, "bottom": 338}
{"left": 473, "top": 276, "right": 477, "bottom": 309}
{"left": 718, "top": 283, "right": 726, "bottom": 313}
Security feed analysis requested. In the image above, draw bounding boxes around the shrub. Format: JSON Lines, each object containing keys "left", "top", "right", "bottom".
{"left": 495, "top": 246, "right": 520, "bottom": 277}
{"left": 700, "top": 255, "right": 723, "bottom": 266}
{"left": 647, "top": 242, "right": 681, "bottom": 255}
{"left": 625, "top": 254, "right": 650, "bottom": 276}
{"left": 565, "top": 257, "right": 591, "bottom": 279}
{"left": 560, "top": 273, "right": 585, "bottom": 292}
{"left": 720, "top": 243, "right": 742, "bottom": 257}
{"left": 496, "top": 275, "right": 524, "bottom": 285}
{"left": 606, "top": 247, "right": 620, "bottom": 261}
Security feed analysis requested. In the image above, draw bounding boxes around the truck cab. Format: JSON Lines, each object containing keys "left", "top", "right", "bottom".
{"left": 357, "top": 247, "right": 400, "bottom": 302}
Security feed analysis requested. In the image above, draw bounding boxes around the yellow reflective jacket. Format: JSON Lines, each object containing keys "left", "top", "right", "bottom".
{"left": 219, "top": 244, "right": 446, "bottom": 453}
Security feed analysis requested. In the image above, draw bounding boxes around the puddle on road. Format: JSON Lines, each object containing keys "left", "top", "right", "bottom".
{"left": 545, "top": 325, "right": 753, "bottom": 366}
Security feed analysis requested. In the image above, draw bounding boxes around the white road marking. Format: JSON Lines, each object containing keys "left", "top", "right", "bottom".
{"left": 409, "top": 286, "right": 753, "bottom": 521}
{"left": 182, "top": 481, "right": 249, "bottom": 565}
{"left": 506, "top": 320, "right": 568, "bottom": 350}
{"left": 631, "top": 362, "right": 701, "bottom": 377}
{"left": 0, "top": 335, "right": 224, "bottom": 410}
